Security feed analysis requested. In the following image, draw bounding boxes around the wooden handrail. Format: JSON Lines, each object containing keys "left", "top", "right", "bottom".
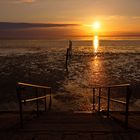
{"left": 17, "top": 82, "right": 51, "bottom": 89}
{"left": 92, "top": 84, "right": 131, "bottom": 128}
{"left": 21, "top": 95, "right": 50, "bottom": 103}
{"left": 17, "top": 82, "right": 52, "bottom": 128}
{"left": 96, "top": 95, "right": 126, "bottom": 104}
{"left": 92, "top": 83, "right": 130, "bottom": 89}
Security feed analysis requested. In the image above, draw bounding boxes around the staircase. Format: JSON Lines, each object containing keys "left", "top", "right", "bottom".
{"left": 1, "top": 111, "right": 140, "bottom": 140}
{"left": 1, "top": 82, "right": 138, "bottom": 139}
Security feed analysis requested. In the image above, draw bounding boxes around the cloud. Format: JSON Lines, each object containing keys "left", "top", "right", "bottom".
{"left": 14, "top": 0, "right": 36, "bottom": 3}
{"left": 22, "top": 0, "right": 35, "bottom": 3}
{"left": 132, "top": 16, "right": 140, "bottom": 19}
{"left": 0, "top": 22, "right": 79, "bottom": 30}
{"left": 0, "top": 0, "right": 36, "bottom": 4}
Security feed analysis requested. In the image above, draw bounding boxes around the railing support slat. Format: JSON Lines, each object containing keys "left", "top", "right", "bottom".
{"left": 44, "top": 88, "right": 47, "bottom": 112}
{"left": 48, "top": 88, "right": 52, "bottom": 111}
{"left": 107, "top": 87, "right": 110, "bottom": 118}
{"left": 17, "top": 87, "right": 23, "bottom": 128}
{"left": 125, "top": 86, "right": 131, "bottom": 128}
{"left": 98, "top": 88, "right": 101, "bottom": 112}
{"left": 36, "top": 87, "right": 39, "bottom": 117}
{"left": 93, "top": 88, "right": 96, "bottom": 112}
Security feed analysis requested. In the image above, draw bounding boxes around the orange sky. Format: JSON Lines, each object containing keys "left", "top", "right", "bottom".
{"left": 0, "top": 0, "right": 140, "bottom": 38}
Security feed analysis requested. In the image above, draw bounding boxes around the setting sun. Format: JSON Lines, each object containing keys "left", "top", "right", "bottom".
{"left": 82, "top": 21, "right": 102, "bottom": 36}
{"left": 93, "top": 21, "right": 101, "bottom": 30}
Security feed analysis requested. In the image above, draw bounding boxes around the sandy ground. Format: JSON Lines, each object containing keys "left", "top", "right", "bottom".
{"left": 0, "top": 44, "right": 140, "bottom": 112}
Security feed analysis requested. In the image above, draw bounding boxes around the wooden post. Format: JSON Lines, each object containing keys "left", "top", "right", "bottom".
{"left": 107, "top": 87, "right": 110, "bottom": 118}
{"left": 69, "top": 40, "right": 72, "bottom": 58}
{"left": 98, "top": 88, "right": 101, "bottom": 112}
{"left": 44, "top": 88, "right": 47, "bottom": 112}
{"left": 65, "top": 48, "right": 69, "bottom": 70}
{"left": 49, "top": 88, "right": 52, "bottom": 111}
{"left": 93, "top": 88, "right": 95, "bottom": 111}
{"left": 69, "top": 46, "right": 72, "bottom": 58}
{"left": 16, "top": 86, "right": 23, "bottom": 128}
{"left": 36, "top": 87, "right": 39, "bottom": 117}
{"left": 125, "top": 86, "right": 131, "bottom": 128}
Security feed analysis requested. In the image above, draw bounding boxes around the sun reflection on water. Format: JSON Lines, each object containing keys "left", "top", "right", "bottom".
{"left": 93, "top": 35, "right": 99, "bottom": 53}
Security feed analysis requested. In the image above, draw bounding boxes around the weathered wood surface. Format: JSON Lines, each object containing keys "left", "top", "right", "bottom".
{"left": 0, "top": 112, "right": 140, "bottom": 140}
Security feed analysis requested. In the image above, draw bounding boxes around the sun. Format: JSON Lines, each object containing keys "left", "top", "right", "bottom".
{"left": 93, "top": 21, "right": 101, "bottom": 29}
{"left": 82, "top": 21, "right": 101, "bottom": 35}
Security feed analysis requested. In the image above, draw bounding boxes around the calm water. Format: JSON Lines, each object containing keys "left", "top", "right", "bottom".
{"left": 0, "top": 37, "right": 140, "bottom": 111}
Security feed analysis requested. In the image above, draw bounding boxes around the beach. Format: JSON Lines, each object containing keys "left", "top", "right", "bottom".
{"left": 0, "top": 38, "right": 140, "bottom": 112}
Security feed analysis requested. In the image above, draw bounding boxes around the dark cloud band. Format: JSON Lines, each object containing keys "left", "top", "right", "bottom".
{"left": 0, "top": 22, "right": 79, "bottom": 30}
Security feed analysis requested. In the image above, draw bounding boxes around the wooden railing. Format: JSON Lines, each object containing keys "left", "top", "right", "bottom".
{"left": 16, "top": 82, "right": 52, "bottom": 128}
{"left": 92, "top": 84, "right": 131, "bottom": 128}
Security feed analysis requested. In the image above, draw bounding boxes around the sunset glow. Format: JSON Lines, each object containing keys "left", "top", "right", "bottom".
{"left": 93, "top": 21, "right": 101, "bottom": 30}
{"left": 0, "top": 1, "right": 140, "bottom": 138}
{"left": 0, "top": 0, "right": 140, "bottom": 39}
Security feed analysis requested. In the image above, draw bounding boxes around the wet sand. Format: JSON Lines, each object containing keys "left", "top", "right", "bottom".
{"left": 0, "top": 44, "right": 140, "bottom": 112}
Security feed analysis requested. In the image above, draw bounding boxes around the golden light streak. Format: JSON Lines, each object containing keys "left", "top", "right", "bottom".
{"left": 93, "top": 35, "right": 99, "bottom": 53}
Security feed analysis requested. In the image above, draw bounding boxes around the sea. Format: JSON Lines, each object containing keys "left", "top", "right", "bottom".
{"left": 0, "top": 36, "right": 140, "bottom": 111}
